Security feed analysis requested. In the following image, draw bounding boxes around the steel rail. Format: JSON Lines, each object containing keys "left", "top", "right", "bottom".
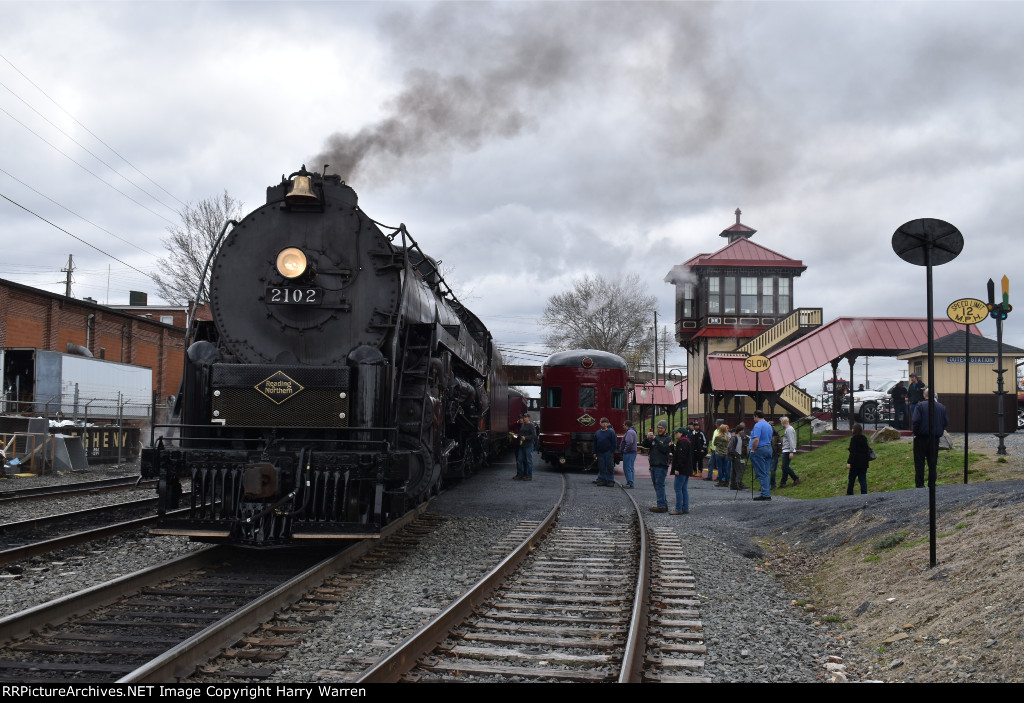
{"left": 356, "top": 472, "right": 568, "bottom": 683}
{"left": 617, "top": 483, "right": 651, "bottom": 683}
{"left": 0, "top": 505, "right": 190, "bottom": 568}
{"left": 0, "top": 477, "right": 156, "bottom": 502}
{"left": 119, "top": 498, "right": 432, "bottom": 683}
{"left": 0, "top": 546, "right": 225, "bottom": 643}
{"left": 0, "top": 495, "right": 161, "bottom": 534}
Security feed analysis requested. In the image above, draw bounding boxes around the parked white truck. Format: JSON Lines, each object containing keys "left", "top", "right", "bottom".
{"left": 1, "top": 348, "right": 152, "bottom": 420}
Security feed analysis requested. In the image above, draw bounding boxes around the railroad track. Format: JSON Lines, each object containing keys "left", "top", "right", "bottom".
{"left": 353, "top": 478, "right": 709, "bottom": 683}
{"left": 1, "top": 473, "right": 712, "bottom": 683}
{"left": 0, "top": 476, "right": 156, "bottom": 503}
{"left": 0, "top": 497, "right": 191, "bottom": 568}
{"left": 644, "top": 527, "right": 711, "bottom": 683}
{"left": 0, "top": 502, "right": 431, "bottom": 683}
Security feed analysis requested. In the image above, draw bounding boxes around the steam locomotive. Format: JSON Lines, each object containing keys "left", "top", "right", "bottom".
{"left": 142, "top": 167, "right": 508, "bottom": 545}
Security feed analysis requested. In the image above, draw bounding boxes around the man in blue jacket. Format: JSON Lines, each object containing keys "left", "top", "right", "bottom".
{"left": 749, "top": 410, "right": 774, "bottom": 501}
{"left": 514, "top": 413, "right": 538, "bottom": 481}
{"left": 912, "top": 388, "right": 948, "bottom": 488}
{"left": 593, "top": 417, "right": 618, "bottom": 487}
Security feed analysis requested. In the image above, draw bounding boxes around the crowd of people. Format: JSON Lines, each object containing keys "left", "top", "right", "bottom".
{"left": 510, "top": 382, "right": 950, "bottom": 506}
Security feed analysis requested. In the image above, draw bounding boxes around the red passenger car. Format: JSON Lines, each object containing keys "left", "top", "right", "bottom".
{"left": 507, "top": 389, "right": 528, "bottom": 432}
{"left": 539, "top": 349, "right": 629, "bottom": 467}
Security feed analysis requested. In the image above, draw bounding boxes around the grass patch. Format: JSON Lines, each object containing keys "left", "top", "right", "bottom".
{"left": 863, "top": 554, "right": 880, "bottom": 563}
{"left": 758, "top": 435, "right": 988, "bottom": 499}
{"left": 821, "top": 615, "right": 845, "bottom": 623}
{"left": 874, "top": 532, "right": 907, "bottom": 550}
{"left": 955, "top": 522, "right": 968, "bottom": 530}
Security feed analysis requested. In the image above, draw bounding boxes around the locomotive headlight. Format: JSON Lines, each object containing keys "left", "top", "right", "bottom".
{"left": 276, "top": 248, "right": 308, "bottom": 279}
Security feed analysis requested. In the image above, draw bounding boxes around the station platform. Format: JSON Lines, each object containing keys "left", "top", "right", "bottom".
{"left": 583, "top": 453, "right": 726, "bottom": 482}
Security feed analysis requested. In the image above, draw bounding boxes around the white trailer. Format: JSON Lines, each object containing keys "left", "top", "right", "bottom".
{"left": 1, "top": 348, "right": 152, "bottom": 420}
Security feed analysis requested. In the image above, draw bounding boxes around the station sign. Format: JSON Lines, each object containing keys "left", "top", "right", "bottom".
{"left": 744, "top": 355, "right": 771, "bottom": 373}
{"left": 947, "top": 298, "right": 988, "bottom": 325}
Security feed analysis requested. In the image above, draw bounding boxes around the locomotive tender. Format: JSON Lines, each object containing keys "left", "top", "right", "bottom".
{"left": 142, "top": 167, "right": 508, "bottom": 545}
{"left": 539, "top": 349, "right": 629, "bottom": 467}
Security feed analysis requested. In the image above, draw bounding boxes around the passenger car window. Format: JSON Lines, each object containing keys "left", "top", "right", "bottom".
{"left": 546, "top": 387, "right": 562, "bottom": 408}
{"left": 579, "top": 386, "right": 596, "bottom": 409}
{"left": 611, "top": 388, "right": 625, "bottom": 409}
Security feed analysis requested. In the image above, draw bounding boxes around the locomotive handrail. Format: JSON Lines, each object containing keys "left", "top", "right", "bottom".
{"left": 184, "top": 217, "right": 238, "bottom": 347}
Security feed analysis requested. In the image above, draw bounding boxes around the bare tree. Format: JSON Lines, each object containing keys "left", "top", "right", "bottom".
{"left": 540, "top": 273, "right": 658, "bottom": 363}
{"left": 151, "top": 191, "right": 245, "bottom": 304}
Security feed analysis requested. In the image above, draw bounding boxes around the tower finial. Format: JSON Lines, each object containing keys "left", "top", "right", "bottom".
{"left": 735, "top": 208, "right": 742, "bottom": 224}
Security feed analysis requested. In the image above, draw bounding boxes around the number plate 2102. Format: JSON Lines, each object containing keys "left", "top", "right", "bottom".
{"left": 266, "top": 286, "right": 322, "bottom": 305}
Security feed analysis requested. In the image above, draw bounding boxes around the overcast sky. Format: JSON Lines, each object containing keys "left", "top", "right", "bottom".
{"left": 2, "top": 1, "right": 1022, "bottom": 393}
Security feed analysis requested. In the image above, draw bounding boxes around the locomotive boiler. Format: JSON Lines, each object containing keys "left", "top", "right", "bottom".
{"left": 142, "top": 167, "right": 508, "bottom": 545}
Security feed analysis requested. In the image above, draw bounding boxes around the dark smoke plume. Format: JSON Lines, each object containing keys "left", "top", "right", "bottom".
{"left": 312, "top": 3, "right": 744, "bottom": 185}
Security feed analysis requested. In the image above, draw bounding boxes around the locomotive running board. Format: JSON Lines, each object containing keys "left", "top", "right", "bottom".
{"left": 149, "top": 529, "right": 231, "bottom": 538}
{"left": 292, "top": 533, "right": 381, "bottom": 539}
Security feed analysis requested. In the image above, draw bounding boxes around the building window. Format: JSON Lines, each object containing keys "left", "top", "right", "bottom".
{"left": 611, "top": 388, "right": 625, "bottom": 409}
{"left": 778, "top": 278, "right": 791, "bottom": 314}
{"left": 761, "top": 279, "right": 774, "bottom": 314}
{"left": 546, "top": 387, "right": 561, "bottom": 408}
{"left": 707, "top": 278, "right": 720, "bottom": 314}
{"left": 160, "top": 315, "right": 174, "bottom": 325}
{"left": 740, "top": 277, "right": 758, "bottom": 314}
{"left": 723, "top": 277, "right": 736, "bottom": 314}
{"left": 682, "top": 282, "right": 695, "bottom": 318}
{"left": 579, "top": 386, "right": 596, "bottom": 409}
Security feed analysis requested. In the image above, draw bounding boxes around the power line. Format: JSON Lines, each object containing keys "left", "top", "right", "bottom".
{"left": 0, "top": 191, "right": 157, "bottom": 282}
{"left": 0, "top": 104, "right": 176, "bottom": 226}
{"left": 0, "top": 166, "right": 160, "bottom": 256}
{"left": 0, "top": 80, "right": 179, "bottom": 217}
{"left": 0, "top": 52, "right": 186, "bottom": 208}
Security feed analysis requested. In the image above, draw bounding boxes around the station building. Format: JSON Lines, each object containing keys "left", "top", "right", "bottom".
{"left": 664, "top": 211, "right": 975, "bottom": 430}
{"left": 898, "top": 330, "right": 1022, "bottom": 432}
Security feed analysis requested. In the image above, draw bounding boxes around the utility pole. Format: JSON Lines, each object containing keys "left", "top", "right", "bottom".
{"left": 61, "top": 254, "right": 74, "bottom": 297}
{"left": 653, "top": 310, "right": 658, "bottom": 383}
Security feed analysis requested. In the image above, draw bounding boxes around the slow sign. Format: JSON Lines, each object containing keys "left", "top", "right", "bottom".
{"left": 946, "top": 298, "right": 988, "bottom": 325}
{"left": 744, "top": 355, "right": 771, "bottom": 373}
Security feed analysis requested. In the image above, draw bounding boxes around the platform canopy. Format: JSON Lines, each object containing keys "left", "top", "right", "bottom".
{"left": 703, "top": 317, "right": 980, "bottom": 393}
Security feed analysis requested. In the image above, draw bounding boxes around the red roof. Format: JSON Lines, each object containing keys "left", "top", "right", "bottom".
{"left": 632, "top": 379, "right": 685, "bottom": 406}
{"left": 689, "top": 237, "right": 806, "bottom": 270}
{"left": 704, "top": 317, "right": 981, "bottom": 392}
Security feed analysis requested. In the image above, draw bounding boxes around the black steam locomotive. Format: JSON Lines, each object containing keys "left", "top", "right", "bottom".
{"left": 142, "top": 167, "right": 508, "bottom": 545}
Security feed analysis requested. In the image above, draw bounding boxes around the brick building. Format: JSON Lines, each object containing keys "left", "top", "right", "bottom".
{"left": 0, "top": 278, "right": 187, "bottom": 401}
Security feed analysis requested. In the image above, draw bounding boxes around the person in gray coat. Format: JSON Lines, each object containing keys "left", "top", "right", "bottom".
{"left": 778, "top": 416, "right": 800, "bottom": 487}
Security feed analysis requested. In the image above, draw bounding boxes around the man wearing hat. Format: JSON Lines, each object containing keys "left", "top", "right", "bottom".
{"left": 593, "top": 417, "right": 618, "bottom": 487}
{"left": 619, "top": 420, "right": 638, "bottom": 488}
{"left": 727, "top": 423, "right": 747, "bottom": 490}
{"left": 514, "top": 413, "right": 538, "bottom": 481}
{"left": 907, "top": 374, "right": 926, "bottom": 423}
{"left": 642, "top": 420, "right": 673, "bottom": 512}
{"left": 688, "top": 420, "right": 708, "bottom": 479}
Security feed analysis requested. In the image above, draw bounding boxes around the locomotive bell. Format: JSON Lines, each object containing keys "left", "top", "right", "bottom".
{"left": 285, "top": 175, "right": 319, "bottom": 203}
